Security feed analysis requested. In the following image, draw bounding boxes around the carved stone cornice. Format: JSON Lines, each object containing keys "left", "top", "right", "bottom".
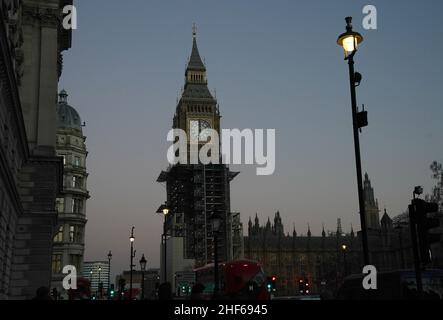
{"left": 22, "top": 4, "right": 60, "bottom": 28}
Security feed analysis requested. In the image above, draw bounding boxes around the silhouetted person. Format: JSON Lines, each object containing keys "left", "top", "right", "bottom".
{"left": 32, "top": 287, "right": 52, "bottom": 300}
{"left": 158, "top": 282, "right": 172, "bottom": 300}
{"left": 190, "top": 283, "right": 205, "bottom": 300}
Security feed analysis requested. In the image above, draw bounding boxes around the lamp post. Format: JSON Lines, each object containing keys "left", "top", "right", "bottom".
{"left": 98, "top": 266, "right": 102, "bottom": 299}
{"left": 89, "top": 270, "right": 93, "bottom": 296}
{"left": 211, "top": 214, "right": 222, "bottom": 297}
{"left": 139, "top": 254, "right": 147, "bottom": 300}
{"left": 337, "top": 17, "right": 370, "bottom": 266}
{"left": 162, "top": 206, "right": 169, "bottom": 284}
{"left": 107, "top": 251, "right": 112, "bottom": 299}
{"left": 129, "top": 227, "right": 136, "bottom": 300}
{"left": 341, "top": 244, "right": 348, "bottom": 277}
{"left": 156, "top": 203, "right": 170, "bottom": 283}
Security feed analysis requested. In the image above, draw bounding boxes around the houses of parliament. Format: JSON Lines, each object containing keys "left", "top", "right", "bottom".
{"left": 244, "top": 173, "right": 443, "bottom": 296}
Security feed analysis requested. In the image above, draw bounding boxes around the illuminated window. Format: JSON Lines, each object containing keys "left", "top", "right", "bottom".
{"left": 52, "top": 254, "right": 62, "bottom": 274}
{"left": 72, "top": 198, "right": 83, "bottom": 214}
{"left": 54, "top": 226, "right": 64, "bottom": 242}
{"left": 72, "top": 176, "right": 83, "bottom": 188}
{"left": 56, "top": 198, "right": 64, "bottom": 213}
{"left": 69, "top": 225, "right": 82, "bottom": 243}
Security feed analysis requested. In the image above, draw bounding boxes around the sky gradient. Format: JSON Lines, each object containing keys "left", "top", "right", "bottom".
{"left": 59, "top": 0, "right": 443, "bottom": 279}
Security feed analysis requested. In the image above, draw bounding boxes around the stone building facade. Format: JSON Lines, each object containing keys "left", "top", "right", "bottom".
{"left": 51, "top": 89, "right": 88, "bottom": 297}
{"left": 0, "top": 0, "right": 73, "bottom": 299}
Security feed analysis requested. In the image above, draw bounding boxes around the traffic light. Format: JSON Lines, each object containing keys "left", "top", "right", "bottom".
{"left": 304, "top": 280, "right": 309, "bottom": 294}
{"left": 118, "top": 278, "right": 126, "bottom": 300}
{"left": 412, "top": 198, "right": 440, "bottom": 264}
{"left": 110, "top": 284, "right": 115, "bottom": 298}
{"left": 271, "top": 276, "right": 277, "bottom": 292}
{"left": 267, "top": 276, "right": 277, "bottom": 292}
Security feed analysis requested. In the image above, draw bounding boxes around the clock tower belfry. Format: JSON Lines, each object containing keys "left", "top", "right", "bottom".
{"left": 173, "top": 27, "right": 221, "bottom": 143}
{"left": 157, "top": 28, "right": 241, "bottom": 274}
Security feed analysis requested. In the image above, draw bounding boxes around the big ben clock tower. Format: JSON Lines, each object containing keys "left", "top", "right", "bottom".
{"left": 173, "top": 26, "right": 221, "bottom": 159}
{"left": 157, "top": 28, "right": 240, "bottom": 276}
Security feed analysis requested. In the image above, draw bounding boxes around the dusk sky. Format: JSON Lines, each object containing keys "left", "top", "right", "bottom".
{"left": 59, "top": 0, "right": 443, "bottom": 278}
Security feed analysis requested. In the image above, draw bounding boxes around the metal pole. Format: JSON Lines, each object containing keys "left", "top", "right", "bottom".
{"left": 214, "top": 232, "right": 219, "bottom": 297}
{"left": 99, "top": 268, "right": 101, "bottom": 299}
{"left": 164, "top": 215, "right": 167, "bottom": 283}
{"left": 409, "top": 203, "right": 423, "bottom": 298}
{"left": 141, "top": 270, "right": 145, "bottom": 300}
{"left": 130, "top": 227, "right": 134, "bottom": 299}
{"left": 108, "top": 257, "right": 111, "bottom": 300}
{"left": 130, "top": 241, "right": 133, "bottom": 299}
{"left": 347, "top": 55, "right": 370, "bottom": 266}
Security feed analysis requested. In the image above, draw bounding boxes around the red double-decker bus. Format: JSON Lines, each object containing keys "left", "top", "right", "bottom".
{"left": 68, "top": 277, "right": 91, "bottom": 300}
{"left": 194, "top": 260, "right": 270, "bottom": 300}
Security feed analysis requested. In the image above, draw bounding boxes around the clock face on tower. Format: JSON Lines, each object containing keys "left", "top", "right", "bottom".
{"left": 190, "top": 119, "right": 211, "bottom": 142}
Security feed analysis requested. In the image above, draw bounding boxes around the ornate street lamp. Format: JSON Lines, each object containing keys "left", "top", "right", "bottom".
{"left": 107, "top": 251, "right": 112, "bottom": 299}
{"left": 337, "top": 17, "right": 369, "bottom": 266}
{"left": 341, "top": 244, "right": 348, "bottom": 276}
{"left": 139, "top": 254, "right": 147, "bottom": 300}
{"left": 156, "top": 202, "right": 170, "bottom": 283}
{"left": 98, "top": 266, "right": 102, "bottom": 299}
{"left": 129, "top": 227, "right": 136, "bottom": 299}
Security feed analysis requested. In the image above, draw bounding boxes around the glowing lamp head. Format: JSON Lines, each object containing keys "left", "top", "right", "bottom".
{"left": 342, "top": 244, "right": 347, "bottom": 251}
{"left": 337, "top": 17, "right": 363, "bottom": 58}
{"left": 162, "top": 207, "right": 169, "bottom": 216}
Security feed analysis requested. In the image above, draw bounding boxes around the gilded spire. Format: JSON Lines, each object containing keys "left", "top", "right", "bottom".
{"left": 187, "top": 24, "right": 206, "bottom": 72}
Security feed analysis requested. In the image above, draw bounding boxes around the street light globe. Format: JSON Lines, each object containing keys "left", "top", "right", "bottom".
{"left": 130, "top": 236, "right": 135, "bottom": 242}
{"left": 337, "top": 17, "right": 363, "bottom": 58}
{"left": 163, "top": 207, "right": 169, "bottom": 215}
{"left": 342, "top": 244, "right": 347, "bottom": 251}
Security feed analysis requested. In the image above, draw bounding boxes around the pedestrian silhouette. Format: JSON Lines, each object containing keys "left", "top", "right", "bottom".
{"left": 190, "top": 283, "right": 205, "bottom": 300}
{"left": 32, "top": 287, "right": 52, "bottom": 300}
{"left": 158, "top": 282, "right": 172, "bottom": 300}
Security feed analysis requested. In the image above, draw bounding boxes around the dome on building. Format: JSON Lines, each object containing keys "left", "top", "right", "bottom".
{"left": 57, "top": 89, "right": 82, "bottom": 132}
